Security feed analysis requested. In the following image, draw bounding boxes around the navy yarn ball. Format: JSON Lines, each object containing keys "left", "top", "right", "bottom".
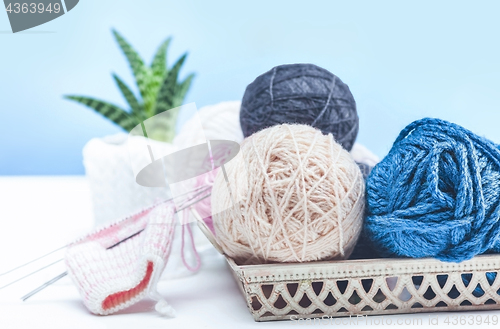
{"left": 240, "top": 63, "right": 359, "bottom": 151}
{"left": 366, "top": 118, "right": 500, "bottom": 263}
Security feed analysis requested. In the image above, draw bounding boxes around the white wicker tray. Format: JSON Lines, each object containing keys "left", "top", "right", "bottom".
{"left": 191, "top": 210, "right": 500, "bottom": 322}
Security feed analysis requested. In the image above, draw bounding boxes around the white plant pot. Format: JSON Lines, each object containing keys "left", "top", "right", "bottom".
{"left": 83, "top": 132, "right": 218, "bottom": 279}
{"left": 82, "top": 133, "right": 172, "bottom": 226}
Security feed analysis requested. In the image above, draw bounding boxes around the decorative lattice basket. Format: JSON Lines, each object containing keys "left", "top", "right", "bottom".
{"left": 192, "top": 210, "right": 500, "bottom": 322}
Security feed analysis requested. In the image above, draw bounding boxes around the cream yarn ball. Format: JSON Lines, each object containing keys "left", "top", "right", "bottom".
{"left": 212, "top": 124, "right": 365, "bottom": 265}
{"left": 173, "top": 101, "right": 244, "bottom": 149}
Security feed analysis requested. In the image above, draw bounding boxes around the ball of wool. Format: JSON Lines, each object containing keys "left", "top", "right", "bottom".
{"left": 211, "top": 124, "right": 365, "bottom": 265}
{"left": 350, "top": 143, "right": 380, "bottom": 168}
{"left": 240, "top": 63, "right": 359, "bottom": 151}
{"left": 365, "top": 118, "right": 500, "bottom": 263}
{"left": 175, "top": 101, "right": 376, "bottom": 237}
{"left": 173, "top": 101, "right": 244, "bottom": 149}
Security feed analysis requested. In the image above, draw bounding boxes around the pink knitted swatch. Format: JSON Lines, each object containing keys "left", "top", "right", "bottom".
{"left": 65, "top": 201, "right": 176, "bottom": 316}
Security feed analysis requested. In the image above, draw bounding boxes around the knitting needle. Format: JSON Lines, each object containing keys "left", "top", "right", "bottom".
{"left": 0, "top": 185, "right": 212, "bottom": 280}
{"left": 0, "top": 259, "right": 64, "bottom": 291}
{"left": 19, "top": 228, "right": 144, "bottom": 301}
{"left": 106, "top": 229, "right": 145, "bottom": 249}
{"left": 11, "top": 190, "right": 209, "bottom": 295}
{"left": 20, "top": 228, "right": 148, "bottom": 301}
{"left": 20, "top": 272, "right": 68, "bottom": 302}
{"left": 20, "top": 228, "right": 146, "bottom": 301}
{"left": 0, "top": 246, "right": 67, "bottom": 277}
{"left": 19, "top": 190, "right": 212, "bottom": 301}
{"left": 174, "top": 191, "right": 211, "bottom": 214}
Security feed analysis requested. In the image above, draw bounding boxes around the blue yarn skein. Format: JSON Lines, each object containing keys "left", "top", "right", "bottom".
{"left": 366, "top": 118, "right": 500, "bottom": 263}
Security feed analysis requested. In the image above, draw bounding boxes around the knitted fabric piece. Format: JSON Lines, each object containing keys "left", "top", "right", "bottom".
{"left": 65, "top": 201, "right": 175, "bottom": 316}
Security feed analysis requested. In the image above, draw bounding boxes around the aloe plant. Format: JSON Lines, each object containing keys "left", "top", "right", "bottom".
{"left": 65, "top": 29, "right": 195, "bottom": 142}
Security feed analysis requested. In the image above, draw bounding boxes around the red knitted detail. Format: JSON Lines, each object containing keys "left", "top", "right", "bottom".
{"left": 102, "top": 262, "right": 154, "bottom": 311}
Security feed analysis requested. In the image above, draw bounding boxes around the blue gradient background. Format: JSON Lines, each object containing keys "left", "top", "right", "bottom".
{"left": 1, "top": 0, "right": 499, "bottom": 175}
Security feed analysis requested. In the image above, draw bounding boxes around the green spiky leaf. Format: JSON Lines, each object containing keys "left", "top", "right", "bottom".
{"left": 67, "top": 30, "right": 194, "bottom": 140}
{"left": 65, "top": 95, "right": 139, "bottom": 131}
{"left": 113, "top": 74, "right": 144, "bottom": 119}
{"left": 151, "top": 37, "right": 171, "bottom": 78}
{"left": 139, "top": 38, "right": 172, "bottom": 117}
{"left": 173, "top": 73, "right": 195, "bottom": 108}
{"left": 112, "top": 30, "right": 150, "bottom": 102}
{"left": 155, "top": 53, "right": 187, "bottom": 114}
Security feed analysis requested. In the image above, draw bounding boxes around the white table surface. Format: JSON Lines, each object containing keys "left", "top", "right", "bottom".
{"left": 0, "top": 176, "right": 499, "bottom": 329}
